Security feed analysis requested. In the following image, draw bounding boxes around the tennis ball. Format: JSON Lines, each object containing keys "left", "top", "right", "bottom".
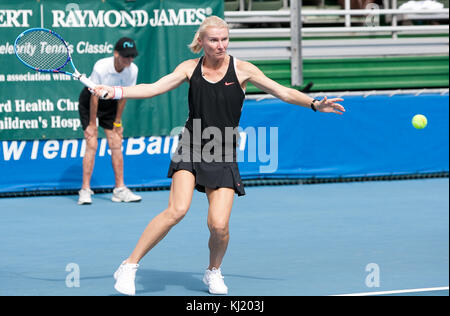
{"left": 412, "top": 114, "right": 427, "bottom": 129}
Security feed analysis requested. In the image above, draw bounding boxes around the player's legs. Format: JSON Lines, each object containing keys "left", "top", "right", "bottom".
{"left": 126, "top": 170, "right": 196, "bottom": 264}
{"left": 104, "top": 128, "right": 125, "bottom": 188}
{"left": 202, "top": 187, "right": 234, "bottom": 295}
{"left": 81, "top": 127, "right": 98, "bottom": 189}
{"left": 114, "top": 170, "right": 195, "bottom": 295}
{"left": 78, "top": 88, "right": 98, "bottom": 191}
{"left": 205, "top": 187, "right": 235, "bottom": 270}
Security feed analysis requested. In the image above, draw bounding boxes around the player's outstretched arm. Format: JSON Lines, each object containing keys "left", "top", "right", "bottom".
{"left": 240, "top": 60, "right": 345, "bottom": 114}
{"left": 92, "top": 60, "right": 194, "bottom": 100}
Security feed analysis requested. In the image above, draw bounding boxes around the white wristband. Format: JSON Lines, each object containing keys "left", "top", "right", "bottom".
{"left": 112, "top": 86, "right": 123, "bottom": 100}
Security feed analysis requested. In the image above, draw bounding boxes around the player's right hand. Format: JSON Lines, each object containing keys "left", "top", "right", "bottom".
{"left": 91, "top": 85, "right": 114, "bottom": 99}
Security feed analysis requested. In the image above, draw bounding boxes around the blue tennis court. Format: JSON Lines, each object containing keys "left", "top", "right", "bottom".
{"left": 0, "top": 178, "right": 447, "bottom": 296}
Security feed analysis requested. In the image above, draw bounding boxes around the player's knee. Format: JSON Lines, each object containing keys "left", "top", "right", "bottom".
{"left": 208, "top": 220, "right": 229, "bottom": 238}
{"left": 86, "top": 139, "right": 98, "bottom": 151}
{"left": 166, "top": 204, "right": 190, "bottom": 225}
{"left": 107, "top": 136, "right": 123, "bottom": 151}
{"left": 109, "top": 144, "right": 122, "bottom": 152}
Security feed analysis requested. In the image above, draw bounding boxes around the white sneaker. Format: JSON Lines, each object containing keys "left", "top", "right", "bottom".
{"left": 112, "top": 186, "right": 142, "bottom": 203}
{"left": 113, "top": 261, "right": 139, "bottom": 296}
{"left": 78, "top": 188, "right": 94, "bottom": 205}
{"left": 203, "top": 267, "right": 228, "bottom": 295}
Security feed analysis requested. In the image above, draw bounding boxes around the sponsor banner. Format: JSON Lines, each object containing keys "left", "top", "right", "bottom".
{"left": 0, "top": 0, "right": 223, "bottom": 141}
{"left": 0, "top": 94, "right": 448, "bottom": 193}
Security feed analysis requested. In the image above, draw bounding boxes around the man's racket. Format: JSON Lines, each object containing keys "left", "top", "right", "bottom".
{"left": 14, "top": 28, "right": 107, "bottom": 97}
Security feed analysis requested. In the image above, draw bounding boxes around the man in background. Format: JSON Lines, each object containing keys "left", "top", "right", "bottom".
{"left": 77, "top": 37, "right": 142, "bottom": 205}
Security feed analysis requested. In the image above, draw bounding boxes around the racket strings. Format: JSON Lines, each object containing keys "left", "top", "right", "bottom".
{"left": 15, "top": 30, "right": 69, "bottom": 71}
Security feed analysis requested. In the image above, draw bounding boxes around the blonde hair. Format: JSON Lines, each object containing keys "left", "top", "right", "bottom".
{"left": 188, "top": 16, "right": 229, "bottom": 54}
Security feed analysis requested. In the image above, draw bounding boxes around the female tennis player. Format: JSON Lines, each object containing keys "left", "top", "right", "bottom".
{"left": 92, "top": 16, "right": 345, "bottom": 296}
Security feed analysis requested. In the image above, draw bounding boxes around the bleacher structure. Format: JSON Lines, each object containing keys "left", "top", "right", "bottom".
{"left": 224, "top": 0, "right": 449, "bottom": 93}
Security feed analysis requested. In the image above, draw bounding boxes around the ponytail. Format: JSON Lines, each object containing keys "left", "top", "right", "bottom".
{"left": 188, "top": 30, "right": 202, "bottom": 54}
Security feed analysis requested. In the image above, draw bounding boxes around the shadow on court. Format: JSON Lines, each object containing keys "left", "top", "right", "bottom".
{"left": 134, "top": 269, "right": 205, "bottom": 294}
{"left": 133, "top": 268, "right": 284, "bottom": 295}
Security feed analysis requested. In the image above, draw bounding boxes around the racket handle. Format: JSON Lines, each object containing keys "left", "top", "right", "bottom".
{"left": 78, "top": 74, "right": 96, "bottom": 89}
{"left": 79, "top": 75, "right": 108, "bottom": 98}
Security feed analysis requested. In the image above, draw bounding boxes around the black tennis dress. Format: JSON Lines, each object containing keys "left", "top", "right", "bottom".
{"left": 167, "top": 56, "right": 246, "bottom": 196}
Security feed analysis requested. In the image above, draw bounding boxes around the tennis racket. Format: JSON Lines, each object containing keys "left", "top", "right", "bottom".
{"left": 14, "top": 27, "right": 107, "bottom": 98}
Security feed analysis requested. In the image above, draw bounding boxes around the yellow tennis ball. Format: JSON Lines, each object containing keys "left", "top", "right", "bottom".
{"left": 412, "top": 114, "right": 427, "bottom": 129}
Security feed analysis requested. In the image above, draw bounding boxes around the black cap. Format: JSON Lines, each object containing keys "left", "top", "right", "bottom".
{"left": 114, "top": 37, "right": 138, "bottom": 58}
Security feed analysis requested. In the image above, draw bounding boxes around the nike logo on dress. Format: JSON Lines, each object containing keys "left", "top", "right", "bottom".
{"left": 224, "top": 82, "right": 235, "bottom": 86}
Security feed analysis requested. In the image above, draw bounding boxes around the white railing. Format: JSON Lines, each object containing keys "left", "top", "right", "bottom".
{"left": 225, "top": 8, "right": 450, "bottom": 17}
{"left": 225, "top": 7, "right": 449, "bottom": 37}
{"left": 226, "top": 0, "right": 449, "bottom": 88}
{"left": 233, "top": 0, "right": 291, "bottom": 11}
{"left": 230, "top": 25, "right": 448, "bottom": 37}
{"left": 227, "top": 36, "right": 449, "bottom": 59}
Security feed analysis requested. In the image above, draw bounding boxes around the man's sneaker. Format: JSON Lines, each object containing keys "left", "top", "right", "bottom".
{"left": 78, "top": 188, "right": 94, "bottom": 205}
{"left": 114, "top": 261, "right": 139, "bottom": 296}
{"left": 112, "top": 186, "right": 142, "bottom": 203}
{"left": 203, "top": 267, "right": 228, "bottom": 295}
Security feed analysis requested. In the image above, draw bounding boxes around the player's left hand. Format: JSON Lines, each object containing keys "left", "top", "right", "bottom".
{"left": 316, "top": 97, "right": 345, "bottom": 115}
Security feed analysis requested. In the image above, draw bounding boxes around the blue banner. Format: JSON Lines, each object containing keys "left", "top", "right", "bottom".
{"left": 0, "top": 93, "right": 448, "bottom": 193}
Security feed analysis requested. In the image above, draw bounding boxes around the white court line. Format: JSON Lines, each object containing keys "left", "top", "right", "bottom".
{"left": 332, "top": 286, "right": 449, "bottom": 296}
